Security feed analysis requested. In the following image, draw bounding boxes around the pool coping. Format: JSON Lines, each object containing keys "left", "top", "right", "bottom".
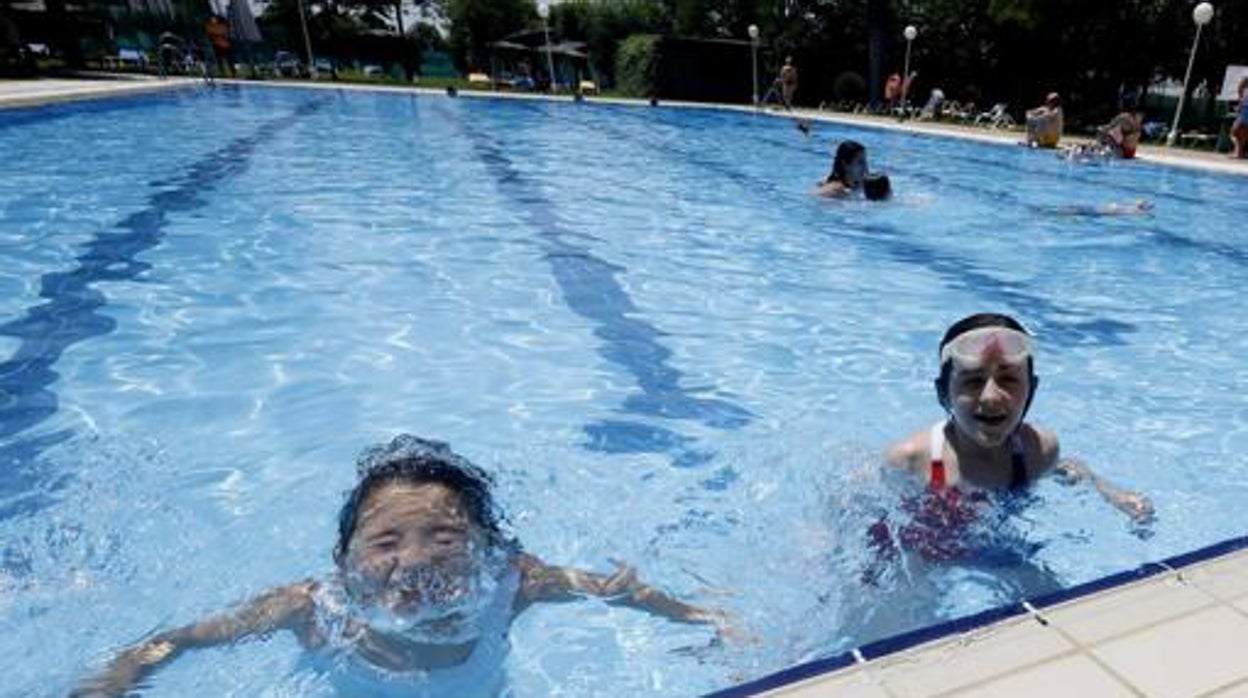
{"left": 0, "top": 75, "right": 198, "bottom": 110}
{"left": 230, "top": 79, "right": 1248, "bottom": 178}
{"left": 703, "top": 532, "right": 1248, "bottom": 697}
{"left": 4, "top": 75, "right": 1244, "bottom": 177}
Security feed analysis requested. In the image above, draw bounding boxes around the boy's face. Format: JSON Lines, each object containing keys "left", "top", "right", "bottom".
{"left": 342, "top": 482, "right": 487, "bottom": 614}
{"left": 947, "top": 356, "right": 1031, "bottom": 448}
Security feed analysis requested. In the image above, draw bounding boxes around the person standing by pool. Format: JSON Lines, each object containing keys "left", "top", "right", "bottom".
{"left": 1231, "top": 77, "right": 1248, "bottom": 159}
{"left": 779, "top": 56, "right": 799, "bottom": 110}
{"left": 204, "top": 14, "right": 233, "bottom": 78}
{"left": 72, "top": 436, "right": 731, "bottom": 697}
{"left": 885, "top": 313, "right": 1153, "bottom": 523}
{"left": 884, "top": 73, "right": 902, "bottom": 113}
{"left": 1025, "top": 92, "right": 1064, "bottom": 148}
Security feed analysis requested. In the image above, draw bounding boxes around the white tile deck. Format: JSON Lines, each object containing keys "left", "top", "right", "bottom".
{"left": 1091, "top": 606, "right": 1248, "bottom": 697}
{"left": 872, "top": 616, "right": 1074, "bottom": 697}
{"left": 4, "top": 75, "right": 1245, "bottom": 177}
{"left": 752, "top": 547, "right": 1248, "bottom": 698}
{"left": 0, "top": 76, "right": 195, "bottom": 109}
{"left": 1207, "top": 679, "right": 1248, "bottom": 697}
{"left": 766, "top": 668, "right": 892, "bottom": 698}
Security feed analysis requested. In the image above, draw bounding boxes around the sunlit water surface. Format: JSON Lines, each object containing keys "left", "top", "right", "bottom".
{"left": 1, "top": 86, "right": 1246, "bottom": 696}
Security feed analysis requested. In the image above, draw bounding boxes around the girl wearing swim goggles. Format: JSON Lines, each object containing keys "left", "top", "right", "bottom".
{"left": 886, "top": 313, "right": 1153, "bottom": 524}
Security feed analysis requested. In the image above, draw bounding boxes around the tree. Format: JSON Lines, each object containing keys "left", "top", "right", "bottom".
{"left": 446, "top": 0, "right": 532, "bottom": 73}
{"left": 550, "top": 0, "right": 667, "bottom": 87}
{"left": 343, "top": 0, "right": 443, "bottom": 78}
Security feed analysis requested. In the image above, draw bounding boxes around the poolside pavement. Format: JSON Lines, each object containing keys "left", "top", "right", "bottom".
{"left": 4, "top": 74, "right": 1245, "bottom": 177}
{"left": 754, "top": 547, "right": 1248, "bottom": 697}
{"left": 0, "top": 74, "right": 197, "bottom": 110}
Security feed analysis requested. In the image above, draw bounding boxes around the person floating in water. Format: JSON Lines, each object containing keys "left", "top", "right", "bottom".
{"left": 72, "top": 436, "right": 730, "bottom": 697}
{"left": 1040, "top": 199, "right": 1154, "bottom": 217}
{"left": 885, "top": 314, "right": 1154, "bottom": 525}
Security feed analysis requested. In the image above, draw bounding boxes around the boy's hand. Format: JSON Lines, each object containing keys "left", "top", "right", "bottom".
{"left": 699, "top": 609, "right": 760, "bottom": 647}
{"left": 1114, "top": 491, "right": 1155, "bottom": 525}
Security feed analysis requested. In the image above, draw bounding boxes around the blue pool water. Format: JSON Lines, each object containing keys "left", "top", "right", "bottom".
{"left": 2, "top": 84, "right": 1247, "bottom": 696}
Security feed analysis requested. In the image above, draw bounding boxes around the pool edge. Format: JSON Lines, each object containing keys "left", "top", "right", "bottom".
{"left": 225, "top": 79, "right": 1248, "bottom": 178}
{"left": 704, "top": 532, "right": 1248, "bottom": 697}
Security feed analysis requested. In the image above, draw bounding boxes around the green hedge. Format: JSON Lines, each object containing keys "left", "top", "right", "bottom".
{"left": 615, "top": 33, "right": 659, "bottom": 98}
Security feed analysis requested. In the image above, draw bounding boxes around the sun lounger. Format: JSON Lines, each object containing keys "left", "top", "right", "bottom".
{"left": 974, "top": 103, "right": 1015, "bottom": 129}
{"left": 104, "top": 47, "right": 147, "bottom": 70}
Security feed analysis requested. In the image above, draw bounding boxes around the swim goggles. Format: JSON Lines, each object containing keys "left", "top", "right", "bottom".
{"left": 939, "top": 327, "right": 1034, "bottom": 367}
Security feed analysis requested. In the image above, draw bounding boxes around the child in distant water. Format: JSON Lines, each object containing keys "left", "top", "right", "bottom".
{"left": 73, "top": 436, "right": 730, "bottom": 697}
{"left": 814, "top": 140, "right": 869, "bottom": 198}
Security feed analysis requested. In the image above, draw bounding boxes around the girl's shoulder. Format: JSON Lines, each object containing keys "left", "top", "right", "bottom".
{"left": 1017, "top": 423, "right": 1060, "bottom": 475}
{"left": 885, "top": 425, "right": 936, "bottom": 474}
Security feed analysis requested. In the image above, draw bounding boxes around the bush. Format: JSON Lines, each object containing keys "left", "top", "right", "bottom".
{"left": 833, "top": 71, "right": 866, "bottom": 103}
{"left": 615, "top": 33, "right": 659, "bottom": 98}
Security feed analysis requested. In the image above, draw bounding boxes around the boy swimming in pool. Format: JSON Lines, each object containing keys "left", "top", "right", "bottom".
{"left": 73, "top": 436, "right": 729, "bottom": 697}
{"left": 885, "top": 313, "right": 1153, "bottom": 523}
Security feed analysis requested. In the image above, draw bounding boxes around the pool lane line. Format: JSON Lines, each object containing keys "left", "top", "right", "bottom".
{"left": 0, "top": 99, "right": 326, "bottom": 451}
{"left": 435, "top": 102, "right": 753, "bottom": 462}
{"left": 505, "top": 99, "right": 1138, "bottom": 349}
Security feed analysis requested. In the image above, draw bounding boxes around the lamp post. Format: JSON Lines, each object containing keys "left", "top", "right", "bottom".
{"left": 902, "top": 25, "right": 917, "bottom": 114}
{"left": 296, "top": 0, "right": 315, "bottom": 78}
{"left": 1167, "top": 2, "right": 1214, "bottom": 146}
{"left": 748, "top": 24, "right": 759, "bottom": 107}
{"left": 538, "top": 1, "right": 557, "bottom": 93}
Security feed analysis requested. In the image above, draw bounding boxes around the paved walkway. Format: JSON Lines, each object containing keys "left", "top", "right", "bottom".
{"left": 755, "top": 545, "right": 1248, "bottom": 698}
{"left": 5, "top": 75, "right": 1242, "bottom": 177}
{"left": 0, "top": 75, "right": 197, "bottom": 110}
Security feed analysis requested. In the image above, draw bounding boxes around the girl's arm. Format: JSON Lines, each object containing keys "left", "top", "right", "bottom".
{"left": 71, "top": 581, "right": 316, "bottom": 698}
{"left": 1054, "top": 458, "right": 1155, "bottom": 524}
{"left": 514, "top": 554, "right": 722, "bottom": 627}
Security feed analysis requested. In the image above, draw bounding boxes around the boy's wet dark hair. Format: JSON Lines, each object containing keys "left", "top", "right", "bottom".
{"left": 334, "top": 435, "right": 511, "bottom": 563}
{"left": 830, "top": 140, "right": 866, "bottom": 185}
{"left": 864, "top": 173, "right": 892, "bottom": 201}
{"left": 934, "top": 313, "right": 1038, "bottom": 413}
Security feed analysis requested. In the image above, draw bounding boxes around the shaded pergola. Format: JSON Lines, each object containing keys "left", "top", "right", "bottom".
{"left": 489, "top": 28, "right": 595, "bottom": 91}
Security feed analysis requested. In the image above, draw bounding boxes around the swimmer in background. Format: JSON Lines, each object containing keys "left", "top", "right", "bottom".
{"left": 1039, "top": 199, "right": 1154, "bottom": 217}
{"left": 814, "top": 140, "right": 869, "bottom": 197}
{"left": 886, "top": 314, "right": 1154, "bottom": 526}
{"left": 72, "top": 436, "right": 732, "bottom": 697}
{"left": 863, "top": 173, "right": 892, "bottom": 201}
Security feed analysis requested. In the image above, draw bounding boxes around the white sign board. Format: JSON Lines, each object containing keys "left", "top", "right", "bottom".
{"left": 1219, "top": 65, "right": 1248, "bottom": 101}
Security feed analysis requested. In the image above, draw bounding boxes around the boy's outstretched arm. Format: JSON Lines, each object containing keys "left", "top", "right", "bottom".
{"left": 514, "top": 554, "right": 723, "bottom": 627}
{"left": 1054, "top": 458, "right": 1155, "bottom": 524}
{"left": 71, "top": 581, "right": 316, "bottom": 698}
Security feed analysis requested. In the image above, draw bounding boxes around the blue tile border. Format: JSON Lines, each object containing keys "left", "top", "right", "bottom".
{"left": 706, "top": 533, "right": 1248, "bottom": 696}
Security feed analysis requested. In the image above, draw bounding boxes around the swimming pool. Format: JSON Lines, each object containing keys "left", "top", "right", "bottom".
{"left": 2, "top": 84, "right": 1247, "bottom": 697}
